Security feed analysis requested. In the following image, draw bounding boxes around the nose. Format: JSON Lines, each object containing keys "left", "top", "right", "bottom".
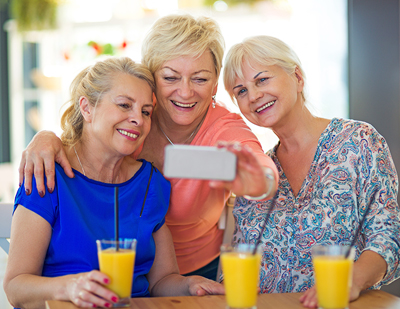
{"left": 248, "top": 86, "right": 263, "bottom": 103}
{"left": 128, "top": 108, "right": 143, "bottom": 126}
{"left": 177, "top": 78, "right": 194, "bottom": 99}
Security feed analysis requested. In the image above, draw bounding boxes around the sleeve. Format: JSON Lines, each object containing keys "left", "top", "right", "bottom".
{"left": 14, "top": 175, "right": 58, "bottom": 227}
{"left": 357, "top": 124, "right": 400, "bottom": 286}
{"left": 210, "top": 114, "right": 279, "bottom": 188}
{"left": 152, "top": 169, "right": 171, "bottom": 233}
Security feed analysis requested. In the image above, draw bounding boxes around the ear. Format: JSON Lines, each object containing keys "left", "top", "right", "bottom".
{"left": 152, "top": 93, "right": 157, "bottom": 106}
{"left": 294, "top": 67, "right": 304, "bottom": 93}
{"left": 79, "top": 96, "right": 93, "bottom": 122}
{"left": 212, "top": 83, "right": 218, "bottom": 97}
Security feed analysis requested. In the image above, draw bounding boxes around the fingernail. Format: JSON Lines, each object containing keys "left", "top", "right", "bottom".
{"left": 19, "top": 183, "right": 22, "bottom": 187}
{"left": 92, "top": 304, "right": 97, "bottom": 308}
{"left": 111, "top": 296, "right": 118, "bottom": 302}
{"left": 39, "top": 191, "right": 44, "bottom": 197}
{"left": 25, "top": 189, "right": 31, "bottom": 195}
{"left": 103, "top": 278, "right": 109, "bottom": 284}
{"left": 105, "top": 303, "right": 112, "bottom": 308}
{"left": 48, "top": 187, "right": 53, "bottom": 193}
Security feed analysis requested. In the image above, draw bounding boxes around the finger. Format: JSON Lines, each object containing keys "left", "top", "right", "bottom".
{"left": 33, "top": 160, "right": 46, "bottom": 198}
{"left": 43, "top": 158, "right": 56, "bottom": 193}
{"left": 85, "top": 271, "right": 118, "bottom": 303}
{"left": 18, "top": 152, "right": 27, "bottom": 187}
{"left": 23, "top": 160, "right": 35, "bottom": 196}
{"left": 56, "top": 148, "right": 75, "bottom": 179}
{"left": 76, "top": 289, "right": 114, "bottom": 308}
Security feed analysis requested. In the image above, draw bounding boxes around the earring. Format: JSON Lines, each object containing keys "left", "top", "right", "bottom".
{"left": 212, "top": 95, "right": 216, "bottom": 108}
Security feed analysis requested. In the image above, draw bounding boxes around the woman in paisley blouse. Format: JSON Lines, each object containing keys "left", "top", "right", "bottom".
{"left": 223, "top": 35, "right": 400, "bottom": 308}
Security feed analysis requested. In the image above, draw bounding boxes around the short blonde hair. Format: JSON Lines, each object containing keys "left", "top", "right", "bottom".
{"left": 142, "top": 14, "right": 225, "bottom": 78}
{"left": 224, "top": 35, "right": 306, "bottom": 102}
{"left": 61, "top": 57, "right": 154, "bottom": 146}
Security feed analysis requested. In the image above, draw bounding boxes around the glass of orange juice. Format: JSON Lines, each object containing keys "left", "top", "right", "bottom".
{"left": 312, "top": 245, "right": 355, "bottom": 309}
{"left": 97, "top": 239, "right": 137, "bottom": 307}
{"left": 221, "top": 244, "right": 262, "bottom": 309}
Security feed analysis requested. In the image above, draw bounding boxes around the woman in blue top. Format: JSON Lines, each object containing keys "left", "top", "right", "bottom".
{"left": 3, "top": 57, "right": 223, "bottom": 309}
{"left": 223, "top": 36, "right": 400, "bottom": 307}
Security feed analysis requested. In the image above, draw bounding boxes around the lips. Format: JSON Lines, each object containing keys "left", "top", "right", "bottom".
{"left": 117, "top": 129, "right": 138, "bottom": 139}
{"left": 256, "top": 100, "right": 276, "bottom": 113}
{"left": 171, "top": 100, "right": 197, "bottom": 108}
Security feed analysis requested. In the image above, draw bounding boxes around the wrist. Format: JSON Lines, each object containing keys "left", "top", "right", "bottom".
{"left": 243, "top": 167, "right": 275, "bottom": 200}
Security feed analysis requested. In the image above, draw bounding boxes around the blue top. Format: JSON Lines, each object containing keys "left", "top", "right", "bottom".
{"left": 14, "top": 160, "right": 171, "bottom": 297}
{"left": 233, "top": 118, "right": 400, "bottom": 293}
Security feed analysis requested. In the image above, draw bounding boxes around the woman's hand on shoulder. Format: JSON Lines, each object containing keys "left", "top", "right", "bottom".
{"left": 65, "top": 270, "right": 119, "bottom": 308}
{"left": 20, "top": 130, "right": 73, "bottom": 196}
{"left": 186, "top": 275, "right": 225, "bottom": 296}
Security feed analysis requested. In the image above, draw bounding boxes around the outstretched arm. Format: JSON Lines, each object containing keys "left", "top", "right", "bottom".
{"left": 209, "top": 142, "right": 277, "bottom": 200}
{"left": 19, "top": 130, "right": 73, "bottom": 196}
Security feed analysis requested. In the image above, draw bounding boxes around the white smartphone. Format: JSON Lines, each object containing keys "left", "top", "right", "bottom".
{"left": 164, "top": 145, "right": 237, "bottom": 181}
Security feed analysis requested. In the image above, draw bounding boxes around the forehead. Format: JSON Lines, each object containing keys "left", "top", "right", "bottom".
{"left": 235, "top": 61, "right": 281, "bottom": 83}
{"left": 106, "top": 73, "right": 153, "bottom": 102}
{"left": 159, "top": 51, "right": 216, "bottom": 74}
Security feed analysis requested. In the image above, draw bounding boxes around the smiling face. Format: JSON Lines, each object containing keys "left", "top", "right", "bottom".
{"left": 233, "top": 61, "right": 304, "bottom": 129}
{"left": 83, "top": 73, "right": 154, "bottom": 157}
{"left": 153, "top": 51, "right": 218, "bottom": 127}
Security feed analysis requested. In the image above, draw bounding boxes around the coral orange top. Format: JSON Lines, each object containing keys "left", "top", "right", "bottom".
{"left": 162, "top": 103, "right": 278, "bottom": 274}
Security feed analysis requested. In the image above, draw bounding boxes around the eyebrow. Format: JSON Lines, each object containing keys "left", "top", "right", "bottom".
{"left": 116, "top": 95, "right": 154, "bottom": 108}
{"left": 162, "top": 66, "right": 212, "bottom": 75}
{"left": 233, "top": 70, "right": 269, "bottom": 90}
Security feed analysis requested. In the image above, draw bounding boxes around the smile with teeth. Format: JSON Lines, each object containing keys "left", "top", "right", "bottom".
{"left": 118, "top": 129, "right": 138, "bottom": 139}
{"left": 256, "top": 100, "right": 276, "bottom": 113}
{"left": 171, "top": 100, "right": 197, "bottom": 108}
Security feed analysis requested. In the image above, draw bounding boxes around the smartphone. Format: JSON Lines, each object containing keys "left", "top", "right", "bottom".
{"left": 164, "top": 145, "right": 237, "bottom": 181}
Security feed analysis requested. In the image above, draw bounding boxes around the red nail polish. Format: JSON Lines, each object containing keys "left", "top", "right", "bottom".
{"left": 105, "top": 303, "right": 111, "bottom": 308}
{"left": 48, "top": 187, "right": 53, "bottom": 193}
{"left": 25, "top": 189, "right": 30, "bottom": 195}
{"left": 39, "top": 191, "right": 44, "bottom": 197}
{"left": 111, "top": 296, "right": 118, "bottom": 302}
{"left": 92, "top": 304, "right": 97, "bottom": 308}
{"left": 103, "top": 278, "right": 109, "bottom": 284}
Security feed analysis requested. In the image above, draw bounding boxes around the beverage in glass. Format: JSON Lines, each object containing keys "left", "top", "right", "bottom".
{"left": 97, "top": 239, "right": 137, "bottom": 307}
{"left": 312, "top": 245, "right": 354, "bottom": 309}
{"left": 221, "top": 244, "right": 262, "bottom": 309}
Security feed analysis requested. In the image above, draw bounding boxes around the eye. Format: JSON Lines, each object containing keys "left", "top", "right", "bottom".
{"left": 193, "top": 78, "right": 208, "bottom": 83}
{"left": 235, "top": 88, "right": 247, "bottom": 98}
{"left": 164, "top": 76, "right": 178, "bottom": 82}
{"left": 118, "top": 103, "right": 131, "bottom": 109}
{"left": 142, "top": 110, "right": 151, "bottom": 117}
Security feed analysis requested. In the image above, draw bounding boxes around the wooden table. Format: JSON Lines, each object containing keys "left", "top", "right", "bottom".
{"left": 46, "top": 290, "right": 400, "bottom": 309}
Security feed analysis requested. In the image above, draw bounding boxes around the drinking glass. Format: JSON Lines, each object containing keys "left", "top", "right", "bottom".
{"left": 312, "top": 245, "right": 355, "bottom": 309}
{"left": 97, "top": 239, "right": 137, "bottom": 307}
{"left": 221, "top": 243, "right": 262, "bottom": 309}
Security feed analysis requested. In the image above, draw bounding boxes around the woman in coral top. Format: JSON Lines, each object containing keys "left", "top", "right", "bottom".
{"left": 18, "top": 15, "right": 278, "bottom": 281}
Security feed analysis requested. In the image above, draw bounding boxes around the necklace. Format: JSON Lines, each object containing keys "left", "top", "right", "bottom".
{"left": 157, "top": 108, "right": 208, "bottom": 145}
{"left": 74, "top": 145, "right": 86, "bottom": 176}
{"left": 73, "top": 145, "right": 119, "bottom": 183}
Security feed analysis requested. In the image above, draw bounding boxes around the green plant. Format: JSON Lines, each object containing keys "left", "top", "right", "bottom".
{"left": 11, "top": 0, "right": 59, "bottom": 31}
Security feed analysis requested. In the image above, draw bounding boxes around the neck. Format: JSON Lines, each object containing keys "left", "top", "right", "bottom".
{"left": 70, "top": 141, "right": 124, "bottom": 183}
{"left": 273, "top": 105, "right": 330, "bottom": 153}
{"left": 154, "top": 105, "right": 209, "bottom": 145}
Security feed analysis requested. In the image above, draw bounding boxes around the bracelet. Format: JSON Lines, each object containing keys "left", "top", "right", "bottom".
{"left": 243, "top": 167, "right": 275, "bottom": 201}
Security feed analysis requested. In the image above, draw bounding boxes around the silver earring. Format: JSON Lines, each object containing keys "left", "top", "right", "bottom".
{"left": 212, "top": 95, "right": 216, "bottom": 108}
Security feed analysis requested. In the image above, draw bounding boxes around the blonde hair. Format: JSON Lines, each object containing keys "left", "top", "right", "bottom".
{"left": 142, "top": 14, "right": 225, "bottom": 78}
{"left": 61, "top": 57, "right": 155, "bottom": 146}
{"left": 224, "top": 35, "right": 306, "bottom": 102}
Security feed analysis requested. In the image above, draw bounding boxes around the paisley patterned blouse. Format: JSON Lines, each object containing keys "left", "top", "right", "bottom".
{"left": 233, "top": 118, "right": 400, "bottom": 293}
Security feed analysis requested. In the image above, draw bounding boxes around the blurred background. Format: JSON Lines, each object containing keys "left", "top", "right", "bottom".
{"left": 0, "top": 0, "right": 399, "bottom": 306}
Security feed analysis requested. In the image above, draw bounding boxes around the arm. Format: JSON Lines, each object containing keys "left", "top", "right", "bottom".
{"left": 147, "top": 224, "right": 225, "bottom": 296}
{"left": 3, "top": 206, "right": 117, "bottom": 309}
{"left": 209, "top": 142, "right": 277, "bottom": 200}
{"left": 299, "top": 250, "right": 387, "bottom": 308}
{"left": 19, "top": 130, "right": 73, "bottom": 196}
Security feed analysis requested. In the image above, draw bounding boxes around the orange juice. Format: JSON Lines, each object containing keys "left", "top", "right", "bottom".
{"left": 98, "top": 248, "right": 136, "bottom": 298}
{"left": 221, "top": 251, "right": 261, "bottom": 308}
{"left": 313, "top": 255, "right": 353, "bottom": 309}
